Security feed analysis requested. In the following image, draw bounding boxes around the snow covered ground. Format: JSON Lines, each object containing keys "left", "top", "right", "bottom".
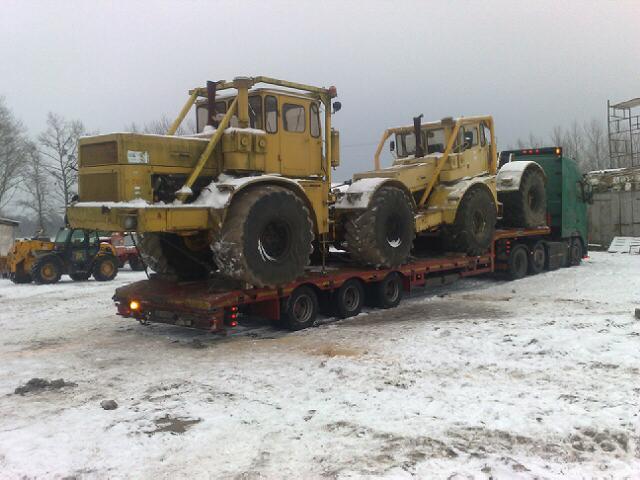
{"left": 0, "top": 252, "right": 638, "bottom": 479}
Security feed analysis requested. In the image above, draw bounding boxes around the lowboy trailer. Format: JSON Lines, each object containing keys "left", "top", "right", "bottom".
{"left": 114, "top": 225, "right": 586, "bottom": 334}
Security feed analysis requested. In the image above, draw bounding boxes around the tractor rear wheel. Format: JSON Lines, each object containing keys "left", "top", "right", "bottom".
{"left": 443, "top": 186, "right": 496, "bottom": 256}
{"left": 212, "top": 186, "right": 314, "bottom": 287}
{"left": 345, "top": 186, "right": 414, "bottom": 267}
{"left": 500, "top": 167, "right": 546, "bottom": 228}
{"left": 93, "top": 255, "right": 118, "bottom": 281}
{"left": 137, "top": 232, "right": 212, "bottom": 279}
{"left": 31, "top": 256, "right": 62, "bottom": 284}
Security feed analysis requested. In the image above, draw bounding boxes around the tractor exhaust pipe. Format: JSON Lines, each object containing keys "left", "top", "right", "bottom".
{"left": 206, "top": 80, "right": 217, "bottom": 127}
{"left": 413, "top": 114, "right": 424, "bottom": 157}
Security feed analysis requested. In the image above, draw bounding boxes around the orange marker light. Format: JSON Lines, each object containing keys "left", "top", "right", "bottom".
{"left": 129, "top": 300, "right": 140, "bottom": 311}
{"left": 555, "top": 147, "right": 561, "bottom": 155}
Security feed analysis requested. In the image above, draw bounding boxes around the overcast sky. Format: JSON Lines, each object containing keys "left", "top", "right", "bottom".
{"left": 1, "top": 0, "right": 639, "bottom": 180}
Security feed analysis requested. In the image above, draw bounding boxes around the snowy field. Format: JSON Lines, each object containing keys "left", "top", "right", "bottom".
{"left": 0, "top": 252, "right": 638, "bottom": 479}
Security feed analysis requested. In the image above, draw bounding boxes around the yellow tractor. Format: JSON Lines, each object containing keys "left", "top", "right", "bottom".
{"left": 7, "top": 228, "right": 118, "bottom": 284}
{"left": 67, "top": 76, "right": 340, "bottom": 287}
{"left": 333, "top": 115, "right": 546, "bottom": 266}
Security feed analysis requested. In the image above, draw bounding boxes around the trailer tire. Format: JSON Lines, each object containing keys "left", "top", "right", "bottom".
{"left": 444, "top": 185, "right": 496, "bottom": 256}
{"left": 371, "top": 272, "right": 403, "bottom": 309}
{"left": 334, "top": 278, "right": 365, "bottom": 319}
{"left": 507, "top": 245, "right": 528, "bottom": 280}
{"left": 345, "top": 186, "right": 414, "bottom": 267}
{"left": 569, "top": 237, "right": 583, "bottom": 266}
{"left": 528, "top": 241, "right": 546, "bottom": 275}
{"left": 280, "top": 285, "right": 318, "bottom": 331}
{"left": 500, "top": 167, "right": 546, "bottom": 228}
{"left": 212, "top": 186, "right": 313, "bottom": 287}
{"left": 93, "top": 255, "right": 118, "bottom": 282}
{"left": 31, "top": 255, "right": 63, "bottom": 284}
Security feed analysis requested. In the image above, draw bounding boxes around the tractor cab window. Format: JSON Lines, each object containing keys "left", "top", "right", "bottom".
{"left": 396, "top": 132, "right": 416, "bottom": 158}
{"left": 88, "top": 232, "right": 99, "bottom": 246}
{"left": 283, "top": 104, "right": 306, "bottom": 133}
{"left": 310, "top": 103, "right": 320, "bottom": 137}
{"left": 480, "top": 122, "right": 491, "bottom": 146}
{"left": 70, "top": 230, "right": 86, "bottom": 245}
{"left": 462, "top": 126, "right": 478, "bottom": 148}
{"left": 248, "top": 96, "right": 263, "bottom": 130}
{"left": 54, "top": 229, "right": 71, "bottom": 245}
{"left": 426, "top": 128, "right": 445, "bottom": 154}
{"left": 196, "top": 101, "right": 228, "bottom": 132}
{"left": 265, "top": 96, "right": 278, "bottom": 133}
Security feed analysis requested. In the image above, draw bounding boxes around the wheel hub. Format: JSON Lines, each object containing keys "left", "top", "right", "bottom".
{"left": 258, "top": 219, "right": 291, "bottom": 262}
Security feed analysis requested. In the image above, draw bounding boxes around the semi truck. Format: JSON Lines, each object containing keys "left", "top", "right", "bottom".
{"left": 113, "top": 147, "right": 588, "bottom": 333}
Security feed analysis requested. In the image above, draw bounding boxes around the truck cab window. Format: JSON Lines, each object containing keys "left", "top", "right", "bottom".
{"left": 265, "top": 96, "right": 278, "bottom": 133}
{"left": 283, "top": 104, "right": 306, "bottom": 133}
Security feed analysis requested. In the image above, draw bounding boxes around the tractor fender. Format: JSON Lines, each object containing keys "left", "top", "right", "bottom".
{"left": 334, "top": 178, "right": 415, "bottom": 211}
{"left": 99, "top": 242, "right": 117, "bottom": 257}
{"left": 194, "top": 174, "right": 319, "bottom": 232}
{"left": 428, "top": 176, "right": 497, "bottom": 224}
{"left": 496, "top": 161, "right": 546, "bottom": 193}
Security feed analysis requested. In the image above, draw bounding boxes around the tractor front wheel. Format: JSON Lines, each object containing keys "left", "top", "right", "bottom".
{"left": 93, "top": 255, "right": 118, "bottom": 282}
{"left": 31, "top": 256, "right": 62, "bottom": 284}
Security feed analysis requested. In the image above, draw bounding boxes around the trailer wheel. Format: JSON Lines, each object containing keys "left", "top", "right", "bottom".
{"left": 371, "top": 272, "right": 404, "bottom": 309}
{"left": 31, "top": 255, "right": 62, "bottom": 284}
{"left": 569, "top": 237, "right": 583, "bottom": 266}
{"left": 507, "top": 245, "right": 528, "bottom": 280}
{"left": 528, "top": 241, "right": 546, "bottom": 274}
{"left": 280, "top": 285, "right": 318, "bottom": 331}
{"left": 334, "top": 278, "right": 365, "bottom": 319}
{"left": 93, "top": 255, "right": 118, "bottom": 282}
{"left": 444, "top": 185, "right": 496, "bottom": 256}
{"left": 213, "top": 186, "right": 314, "bottom": 287}
{"left": 345, "top": 186, "right": 414, "bottom": 267}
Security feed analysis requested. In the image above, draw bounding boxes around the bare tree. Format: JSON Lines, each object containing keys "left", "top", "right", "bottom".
{"left": 582, "top": 119, "right": 608, "bottom": 171}
{"left": 38, "top": 113, "right": 85, "bottom": 208}
{"left": 124, "top": 115, "right": 196, "bottom": 135}
{"left": 20, "top": 142, "right": 51, "bottom": 233}
{"left": 0, "top": 97, "right": 28, "bottom": 212}
{"left": 550, "top": 125, "right": 564, "bottom": 148}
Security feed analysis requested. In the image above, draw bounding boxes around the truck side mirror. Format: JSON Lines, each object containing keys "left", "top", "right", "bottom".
{"left": 332, "top": 101, "right": 342, "bottom": 114}
{"left": 390, "top": 140, "right": 395, "bottom": 152}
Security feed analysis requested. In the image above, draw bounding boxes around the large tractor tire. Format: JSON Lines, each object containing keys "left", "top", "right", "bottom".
{"left": 212, "top": 186, "right": 314, "bottom": 287}
{"left": 137, "top": 232, "right": 213, "bottom": 280}
{"left": 31, "top": 255, "right": 62, "bottom": 284}
{"left": 500, "top": 167, "right": 547, "bottom": 228}
{"left": 443, "top": 185, "right": 497, "bottom": 256}
{"left": 93, "top": 255, "right": 118, "bottom": 281}
{"left": 345, "top": 186, "right": 414, "bottom": 267}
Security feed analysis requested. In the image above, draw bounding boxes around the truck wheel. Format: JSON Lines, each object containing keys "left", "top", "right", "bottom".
{"left": 444, "top": 186, "right": 496, "bottom": 256}
{"left": 528, "top": 241, "right": 546, "bottom": 274}
{"left": 31, "top": 256, "right": 62, "bottom": 284}
{"left": 507, "top": 245, "right": 528, "bottom": 280}
{"left": 212, "top": 186, "right": 314, "bottom": 287}
{"left": 371, "top": 272, "right": 403, "bottom": 309}
{"left": 138, "top": 233, "right": 212, "bottom": 279}
{"left": 69, "top": 271, "right": 91, "bottom": 281}
{"left": 280, "top": 285, "right": 318, "bottom": 331}
{"left": 569, "top": 237, "right": 583, "bottom": 266}
{"left": 500, "top": 167, "right": 546, "bottom": 228}
{"left": 93, "top": 255, "right": 118, "bottom": 281}
{"left": 334, "top": 278, "right": 365, "bottom": 319}
{"left": 345, "top": 186, "right": 414, "bottom": 267}
{"left": 128, "top": 255, "right": 145, "bottom": 271}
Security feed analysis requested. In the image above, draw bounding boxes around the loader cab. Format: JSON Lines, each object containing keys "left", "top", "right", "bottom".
{"left": 195, "top": 89, "right": 323, "bottom": 177}
{"left": 54, "top": 228, "right": 101, "bottom": 267}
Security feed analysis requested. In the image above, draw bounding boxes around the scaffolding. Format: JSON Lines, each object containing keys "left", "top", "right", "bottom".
{"left": 608, "top": 97, "right": 640, "bottom": 168}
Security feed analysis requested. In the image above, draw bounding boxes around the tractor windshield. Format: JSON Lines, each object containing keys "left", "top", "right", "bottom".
{"left": 396, "top": 128, "right": 446, "bottom": 158}
{"left": 54, "top": 229, "right": 71, "bottom": 245}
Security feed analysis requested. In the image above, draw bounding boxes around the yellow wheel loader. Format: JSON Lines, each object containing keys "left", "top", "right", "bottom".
{"left": 334, "top": 115, "right": 546, "bottom": 267}
{"left": 66, "top": 76, "right": 341, "bottom": 287}
{"left": 7, "top": 228, "right": 118, "bottom": 284}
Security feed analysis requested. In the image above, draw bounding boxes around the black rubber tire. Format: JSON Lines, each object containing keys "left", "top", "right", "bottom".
{"left": 279, "top": 285, "right": 319, "bottom": 331}
{"left": 507, "top": 245, "right": 529, "bottom": 280}
{"left": 128, "top": 255, "right": 145, "bottom": 271}
{"left": 10, "top": 265, "right": 32, "bottom": 284}
{"left": 31, "top": 255, "right": 63, "bottom": 284}
{"left": 569, "top": 237, "right": 583, "bottom": 266}
{"left": 371, "top": 272, "right": 403, "bottom": 309}
{"left": 92, "top": 255, "right": 118, "bottom": 282}
{"left": 345, "top": 186, "right": 414, "bottom": 267}
{"left": 500, "top": 167, "right": 547, "bottom": 228}
{"left": 334, "top": 278, "right": 365, "bottom": 319}
{"left": 443, "top": 185, "right": 497, "bottom": 256}
{"left": 528, "top": 241, "right": 546, "bottom": 275}
{"left": 69, "top": 271, "right": 91, "bottom": 281}
{"left": 137, "top": 232, "right": 212, "bottom": 279}
{"left": 212, "top": 186, "right": 314, "bottom": 287}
